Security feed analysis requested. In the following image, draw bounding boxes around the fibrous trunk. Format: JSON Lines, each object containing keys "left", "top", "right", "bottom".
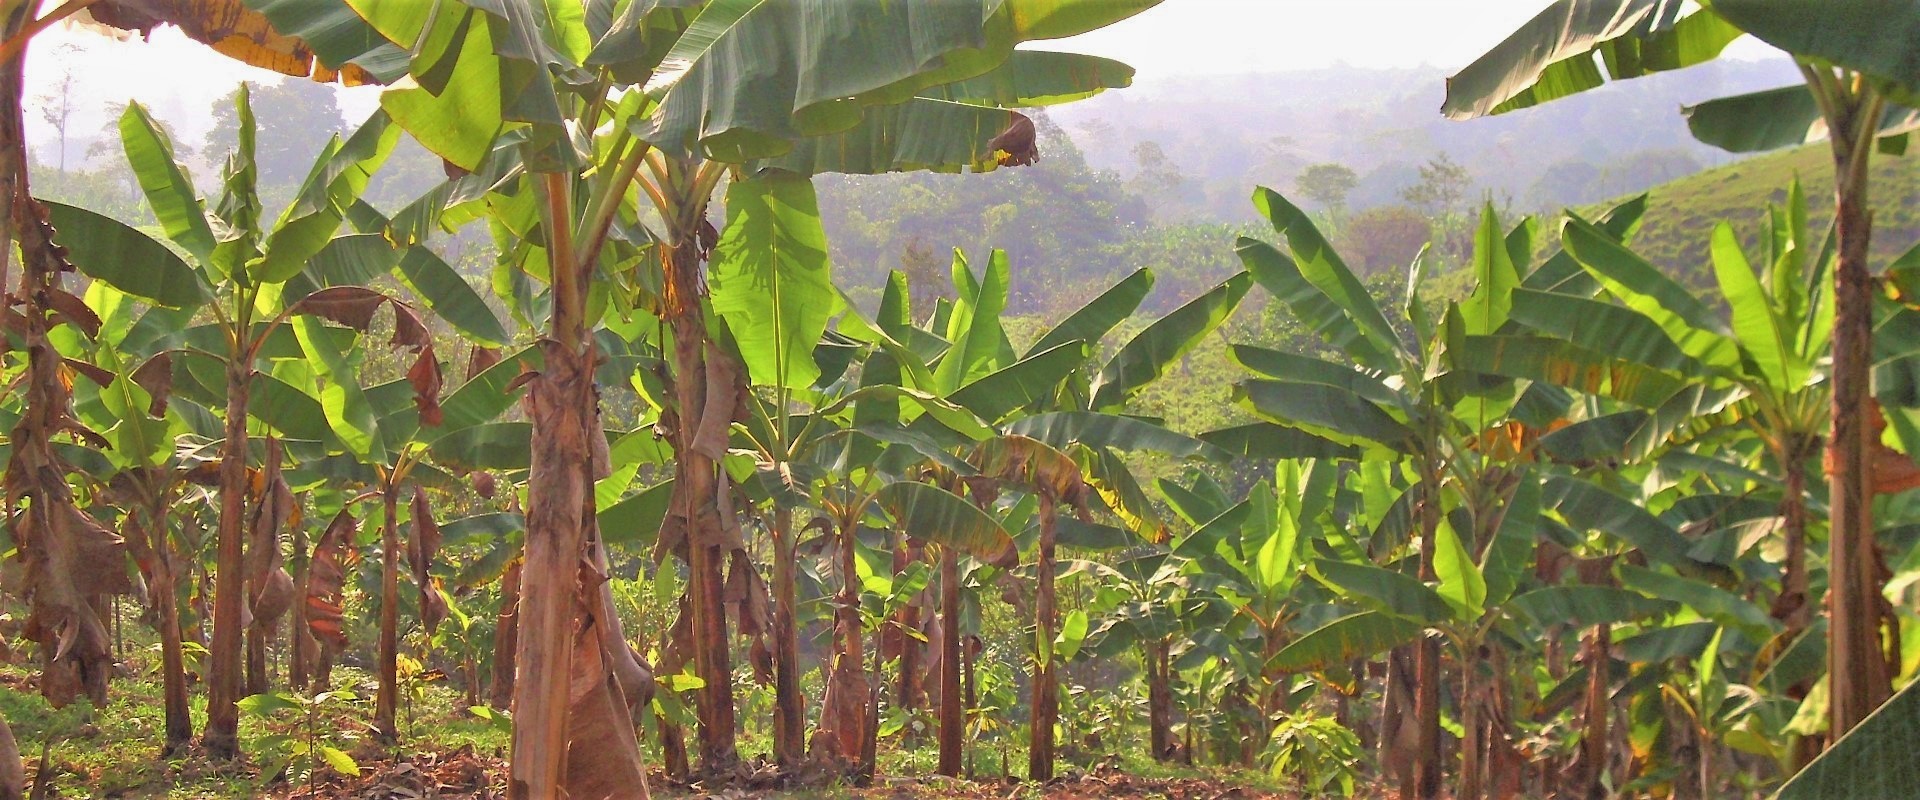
{"left": 1147, "top": 640, "right": 1172, "bottom": 761}
{"left": 663, "top": 233, "right": 741, "bottom": 775}
{"left": 117, "top": 475, "right": 192, "bottom": 754}
{"left": 1028, "top": 496, "right": 1059, "bottom": 782}
{"left": 203, "top": 358, "right": 250, "bottom": 757}
{"left": 1827, "top": 100, "right": 1893, "bottom": 737}
{"left": 489, "top": 559, "right": 521, "bottom": 710}
{"left": 1577, "top": 623, "right": 1611, "bottom": 800}
{"left": 771, "top": 507, "right": 804, "bottom": 770}
{"left": 890, "top": 533, "right": 924, "bottom": 737}
{"left": 377, "top": 489, "right": 401, "bottom": 742}
{"left": 937, "top": 547, "right": 963, "bottom": 776}
{"left": 1406, "top": 485, "right": 1441, "bottom": 799}
{"left": 508, "top": 175, "right": 649, "bottom": 799}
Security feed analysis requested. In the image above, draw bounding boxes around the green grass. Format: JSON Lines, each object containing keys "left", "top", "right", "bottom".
{"left": 1, "top": 640, "right": 1299, "bottom": 798}
{"left": 1597, "top": 144, "right": 1920, "bottom": 287}
{"left": 0, "top": 649, "right": 508, "bottom": 798}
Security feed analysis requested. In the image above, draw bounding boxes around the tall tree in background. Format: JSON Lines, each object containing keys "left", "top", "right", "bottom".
{"left": 204, "top": 79, "right": 344, "bottom": 192}
{"left": 32, "top": 43, "right": 78, "bottom": 172}
{"left": 1296, "top": 162, "right": 1357, "bottom": 219}
{"left": 1399, "top": 152, "right": 1471, "bottom": 219}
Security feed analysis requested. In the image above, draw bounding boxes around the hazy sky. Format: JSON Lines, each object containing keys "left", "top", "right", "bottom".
{"left": 24, "top": 2, "right": 1775, "bottom": 156}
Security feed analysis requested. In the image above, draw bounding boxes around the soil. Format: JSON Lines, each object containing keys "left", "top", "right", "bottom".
{"left": 261, "top": 751, "right": 1294, "bottom": 799}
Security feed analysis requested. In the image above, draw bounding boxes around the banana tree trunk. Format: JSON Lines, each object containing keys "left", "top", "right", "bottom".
{"left": 1028, "top": 495, "right": 1059, "bottom": 783}
{"left": 154, "top": 555, "right": 192, "bottom": 754}
{"left": 509, "top": 175, "right": 649, "bottom": 799}
{"left": 1578, "top": 623, "right": 1611, "bottom": 800}
{"left": 664, "top": 234, "right": 740, "bottom": 774}
{"left": 489, "top": 559, "right": 521, "bottom": 710}
{"left": 892, "top": 532, "right": 923, "bottom": 735}
{"left": 377, "top": 488, "right": 400, "bottom": 742}
{"left": 1459, "top": 654, "right": 1483, "bottom": 800}
{"left": 938, "top": 546, "right": 964, "bottom": 776}
{"left": 289, "top": 521, "right": 309, "bottom": 694}
{"left": 204, "top": 358, "right": 251, "bottom": 758}
{"left": 1148, "top": 639, "right": 1173, "bottom": 761}
{"left": 123, "top": 484, "right": 193, "bottom": 754}
{"left": 1774, "top": 450, "right": 1823, "bottom": 768}
{"left": 1407, "top": 485, "right": 1442, "bottom": 799}
{"left": 1827, "top": 94, "right": 1892, "bottom": 737}
{"left": 812, "top": 514, "right": 869, "bottom": 772}
{"left": 771, "top": 507, "right": 803, "bottom": 771}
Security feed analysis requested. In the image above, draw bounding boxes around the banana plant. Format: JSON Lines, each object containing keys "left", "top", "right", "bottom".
{"left": 58, "top": 281, "right": 225, "bottom": 756}
{"left": 1446, "top": 0, "right": 1920, "bottom": 740}
{"left": 253, "top": 2, "right": 1161, "bottom": 788}
{"left": 1479, "top": 182, "right": 1843, "bottom": 769}
{"left": 61, "top": 88, "right": 406, "bottom": 756}
{"left": 1220, "top": 185, "right": 1689, "bottom": 798}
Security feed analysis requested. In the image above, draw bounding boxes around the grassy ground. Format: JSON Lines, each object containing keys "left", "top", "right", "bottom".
{"left": 1598, "top": 143, "right": 1920, "bottom": 287}
{"left": 0, "top": 649, "right": 1300, "bottom": 798}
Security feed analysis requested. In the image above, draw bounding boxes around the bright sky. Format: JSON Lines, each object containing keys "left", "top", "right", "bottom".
{"left": 1062, "top": 0, "right": 1580, "bottom": 76}
{"left": 23, "top": 1, "right": 1778, "bottom": 152}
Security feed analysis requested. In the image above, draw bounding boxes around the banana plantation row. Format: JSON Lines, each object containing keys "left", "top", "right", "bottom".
{"left": 0, "top": 1, "right": 1916, "bottom": 799}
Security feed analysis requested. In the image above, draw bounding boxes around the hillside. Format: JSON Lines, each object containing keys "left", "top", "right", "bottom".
{"left": 1614, "top": 145, "right": 1920, "bottom": 285}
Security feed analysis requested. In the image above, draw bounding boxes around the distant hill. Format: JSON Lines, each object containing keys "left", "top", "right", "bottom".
{"left": 1051, "top": 59, "right": 1805, "bottom": 221}
{"left": 1602, "top": 145, "right": 1920, "bottom": 287}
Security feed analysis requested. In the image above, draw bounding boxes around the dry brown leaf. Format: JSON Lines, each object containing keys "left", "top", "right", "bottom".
{"left": 86, "top": 0, "right": 383, "bottom": 85}
{"left": 131, "top": 352, "right": 173, "bottom": 417}
{"left": 304, "top": 507, "right": 358, "bottom": 650}
{"left": 407, "top": 347, "right": 444, "bottom": 427}
{"left": 465, "top": 345, "right": 502, "bottom": 382}
{"left": 409, "top": 487, "right": 447, "bottom": 636}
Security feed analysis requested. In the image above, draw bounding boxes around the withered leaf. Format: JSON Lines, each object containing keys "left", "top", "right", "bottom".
{"left": 409, "top": 486, "right": 447, "bottom": 636}
{"left": 304, "top": 508, "right": 358, "bottom": 649}
{"left": 291, "top": 286, "right": 388, "bottom": 331}
{"left": 45, "top": 289, "right": 101, "bottom": 339}
{"left": 465, "top": 345, "right": 502, "bottom": 382}
{"left": 408, "top": 346, "right": 444, "bottom": 427}
{"left": 86, "top": 0, "right": 384, "bottom": 85}
{"left": 131, "top": 353, "right": 173, "bottom": 417}
{"left": 61, "top": 358, "right": 114, "bottom": 388}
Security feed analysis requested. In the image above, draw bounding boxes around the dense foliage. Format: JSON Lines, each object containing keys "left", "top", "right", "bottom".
{"left": 3, "top": 2, "right": 1920, "bottom": 800}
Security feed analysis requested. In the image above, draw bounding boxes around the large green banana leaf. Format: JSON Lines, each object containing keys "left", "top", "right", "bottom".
{"left": 39, "top": 202, "right": 206, "bottom": 308}
{"left": 642, "top": 0, "right": 1158, "bottom": 161}
{"left": 1683, "top": 84, "right": 1920, "bottom": 154}
{"left": 710, "top": 172, "right": 834, "bottom": 389}
{"left": 946, "top": 341, "right": 1087, "bottom": 423}
{"left": 1268, "top": 611, "right": 1426, "bottom": 673}
{"left": 1089, "top": 272, "right": 1251, "bottom": 411}
{"left": 1244, "top": 188, "right": 1402, "bottom": 371}
{"left": 1774, "top": 670, "right": 1920, "bottom": 799}
{"left": 119, "top": 103, "right": 216, "bottom": 265}
{"left": 878, "top": 481, "right": 1017, "bottom": 567}
{"left": 1712, "top": 0, "right": 1920, "bottom": 91}
{"left": 1441, "top": 0, "right": 1741, "bottom": 120}
{"left": 1234, "top": 379, "right": 1414, "bottom": 451}
{"left": 1506, "top": 586, "right": 1678, "bottom": 628}
{"left": 1026, "top": 267, "right": 1153, "bottom": 358}
{"left": 1006, "top": 412, "right": 1228, "bottom": 462}
{"left": 1312, "top": 561, "right": 1452, "bottom": 625}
